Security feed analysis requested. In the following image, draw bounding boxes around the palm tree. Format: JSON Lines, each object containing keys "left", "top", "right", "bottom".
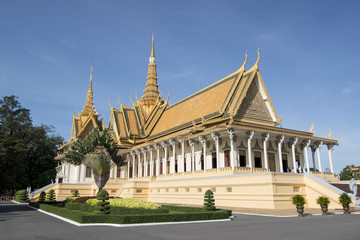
{"left": 85, "top": 151, "right": 115, "bottom": 192}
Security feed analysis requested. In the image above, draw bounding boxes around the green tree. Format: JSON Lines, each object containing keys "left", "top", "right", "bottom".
{"left": 203, "top": 189, "right": 216, "bottom": 211}
{"left": 339, "top": 165, "right": 359, "bottom": 181}
{"left": 86, "top": 152, "right": 115, "bottom": 192}
{"left": 65, "top": 128, "right": 125, "bottom": 192}
{"left": 96, "top": 189, "right": 110, "bottom": 214}
{"left": 46, "top": 189, "right": 56, "bottom": 202}
{"left": 0, "top": 96, "right": 63, "bottom": 193}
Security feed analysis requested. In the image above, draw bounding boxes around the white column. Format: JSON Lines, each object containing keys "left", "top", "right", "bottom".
{"left": 316, "top": 141, "right": 323, "bottom": 172}
{"left": 109, "top": 164, "right": 114, "bottom": 179}
{"left": 161, "top": 141, "right": 167, "bottom": 175}
{"left": 114, "top": 165, "right": 118, "bottom": 178}
{"left": 126, "top": 154, "right": 130, "bottom": 179}
{"left": 147, "top": 146, "right": 153, "bottom": 177}
{"left": 66, "top": 163, "right": 71, "bottom": 183}
{"left": 228, "top": 129, "right": 236, "bottom": 170}
{"left": 303, "top": 139, "right": 311, "bottom": 173}
{"left": 188, "top": 139, "right": 195, "bottom": 171}
{"left": 135, "top": 150, "right": 141, "bottom": 177}
{"left": 246, "top": 131, "right": 255, "bottom": 169}
{"left": 178, "top": 139, "right": 185, "bottom": 173}
{"left": 311, "top": 146, "right": 316, "bottom": 171}
{"left": 211, "top": 132, "right": 220, "bottom": 170}
{"left": 199, "top": 136, "right": 207, "bottom": 170}
{"left": 277, "top": 135, "right": 285, "bottom": 172}
{"left": 80, "top": 164, "right": 85, "bottom": 182}
{"left": 262, "top": 133, "right": 270, "bottom": 171}
{"left": 169, "top": 139, "right": 176, "bottom": 174}
{"left": 75, "top": 165, "right": 80, "bottom": 183}
{"left": 154, "top": 145, "right": 160, "bottom": 176}
{"left": 291, "top": 137, "right": 299, "bottom": 173}
{"left": 327, "top": 144, "right": 334, "bottom": 173}
{"left": 142, "top": 148, "right": 147, "bottom": 178}
{"left": 185, "top": 153, "right": 191, "bottom": 172}
{"left": 131, "top": 152, "right": 135, "bottom": 178}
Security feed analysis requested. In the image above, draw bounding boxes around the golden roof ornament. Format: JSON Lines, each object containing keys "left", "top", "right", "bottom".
{"left": 328, "top": 128, "right": 332, "bottom": 139}
{"left": 310, "top": 122, "right": 314, "bottom": 133}
{"left": 81, "top": 65, "right": 98, "bottom": 115}
{"left": 140, "top": 33, "right": 161, "bottom": 111}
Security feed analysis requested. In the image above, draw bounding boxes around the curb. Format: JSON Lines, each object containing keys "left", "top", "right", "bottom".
{"left": 232, "top": 212, "right": 360, "bottom": 217}
{"left": 27, "top": 206, "right": 231, "bottom": 228}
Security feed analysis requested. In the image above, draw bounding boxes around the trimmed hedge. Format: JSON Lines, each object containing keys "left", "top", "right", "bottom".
{"left": 65, "top": 202, "right": 96, "bottom": 212}
{"left": 74, "top": 196, "right": 122, "bottom": 203}
{"left": 110, "top": 206, "right": 169, "bottom": 215}
{"left": 33, "top": 203, "right": 230, "bottom": 224}
{"left": 79, "top": 211, "right": 230, "bottom": 224}
{"left": 162, "top": 205, "right": 232, "bottom": 216}
{"left": 15, "top": 189, "right": 28, "bottom": 203}
{"left": 65, "top": 202, "right": 169, "bottom": 215}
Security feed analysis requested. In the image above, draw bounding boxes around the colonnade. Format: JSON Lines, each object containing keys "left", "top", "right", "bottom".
{"left": 125, "top": 130, "right": 336, "bottom": 179}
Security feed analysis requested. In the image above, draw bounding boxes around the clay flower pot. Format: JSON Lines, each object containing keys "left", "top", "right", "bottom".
{"left": 296, "top": 206, "right": 304, "bottom": 217}
{"left": 321, "top": 205, "right": 328, "bottom": 215}
{"left": 343, "top": 204, "right": 351, "bottom": 214}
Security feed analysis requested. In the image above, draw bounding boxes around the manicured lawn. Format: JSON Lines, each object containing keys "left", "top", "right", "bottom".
{"left": 29, "top": 202, "right": 232, "bottom": 224}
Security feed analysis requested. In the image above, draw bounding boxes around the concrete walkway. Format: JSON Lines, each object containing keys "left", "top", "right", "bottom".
{"left": 1, "top": 202, "right": 360, "bottom": 240}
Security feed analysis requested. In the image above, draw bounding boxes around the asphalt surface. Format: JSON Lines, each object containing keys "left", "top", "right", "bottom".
{"left": 0, "top": 202, "right": 359, "bottom": 240}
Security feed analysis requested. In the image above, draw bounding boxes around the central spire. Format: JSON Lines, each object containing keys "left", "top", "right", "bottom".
{"left": 81, "top": 65, "right": 97, "bottom": 115}
{"left": 140, "top": 33, "right": 161, "bottom": 107}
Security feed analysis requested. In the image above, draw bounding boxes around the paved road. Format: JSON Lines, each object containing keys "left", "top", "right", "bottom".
{"left": 0, "top": 202, "right": 359, "bottom": 240}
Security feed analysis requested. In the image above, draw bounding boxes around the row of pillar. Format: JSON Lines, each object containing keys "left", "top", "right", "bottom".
{"left": 124, "top": 131, "right": 336, "bottom": 179}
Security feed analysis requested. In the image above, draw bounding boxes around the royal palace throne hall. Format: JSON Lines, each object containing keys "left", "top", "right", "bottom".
{"left": 30, "top": 36, "right": 353, "bottom": 210}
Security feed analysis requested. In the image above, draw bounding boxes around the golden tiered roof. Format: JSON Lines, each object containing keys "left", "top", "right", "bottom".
{"left": 108, "top": 45, "right": 285, "bottom": 147}
{"left": 70, "top": 66, "right": 103, "bottom": 141}
{"left": 61, "top": 37, "right": 337, "bottom": 150}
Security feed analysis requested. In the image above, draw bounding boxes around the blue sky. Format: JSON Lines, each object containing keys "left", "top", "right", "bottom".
{"left": 1, "top": 0, "right": 359, "bottom": 173}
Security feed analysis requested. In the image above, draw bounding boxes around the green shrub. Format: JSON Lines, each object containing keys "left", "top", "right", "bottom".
{"left": 203, "top": 189, "right": 216, "bottom": 211}
{"left": 74, "top": 196, "right": 97, "bottom": 203}
{"left": 72, "top": 190, "right": 79, "bottom": 197}
{"left": 86, "top": 198, "right": 161, "bottom": 209}
{"left": 46, "top": 189, "right": 56, "bottom": 202}
{"left": 291, "top": 195, "right": 305, "bottom": 207}
{"left": 316, "top": 196, "right": 330, "bottom": 206}
{"left": 339, "top": 193, "right": 353, "bottom": 205}
{"left": 33, "top": 203, "right": 231, "bottom": 224}
{"left": 96, "top": 190, "right": 110, "bottom": 214}
{"left": 110, "top": 206, "right": 169, "bottom": 215}
{"left": 15, "top": 189, "right": 28, "bottom": 203}
{"left": 29, "top": 202, "right": 40, "bottom": 208}
{"left": 65, "top": 197, "right": 78, "bottom": 203}
{"left": 39, "top": 191, "right": 46, "bottom": 202}
{"left": 162, "top": 205, "right": 204, "bottom": 212}
{"left": 65, "top": 202, "right": 96, "bottom": 212}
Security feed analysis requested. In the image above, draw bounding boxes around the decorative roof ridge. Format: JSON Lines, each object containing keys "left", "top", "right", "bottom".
{"left": 246, "top": 49, "right": 260, "bottom": 73}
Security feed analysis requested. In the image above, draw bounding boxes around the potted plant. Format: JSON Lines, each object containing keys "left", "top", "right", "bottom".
{"left": 339, "top": 193, "right": 352, "bottom": 214}
{"left": 316, "top": 196, "right": 330, "bottom": 215}
{"left": 291, "top": 195, "right": 305, "bottom": 217}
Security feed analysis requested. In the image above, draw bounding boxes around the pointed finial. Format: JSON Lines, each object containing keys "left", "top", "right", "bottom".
{"left": 237, "top": 51, "right": 248, "bottom": 72}
{"left": 279, "top": 114, "right": 283, "bottom": 124}
{"left": 328, "top": 128, "right": 332, "bottom": 139}
{"left": 256, "top": 48, "right": 260, "bottom": 67}
{"left": 149, "top": 32, "right": 156, "bottom": 62}
{"left": 109, "top": 98, "right": 114, "bottom": 109}
{"left": 117, "top": 96, "right": 125, "bottom": 108}
{"left": 89, "top": 65, "right": 93, "bottom": 90}
{"left": 310, "top": 122, "right": 314, "bottom": 133}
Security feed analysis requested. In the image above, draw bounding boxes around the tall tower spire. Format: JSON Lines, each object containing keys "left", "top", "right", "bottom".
{"left": 140, "top": 33, "right": 161, "bottom": 108}
{"left": 81, "top": 65, "right": 97, "bottom": 115}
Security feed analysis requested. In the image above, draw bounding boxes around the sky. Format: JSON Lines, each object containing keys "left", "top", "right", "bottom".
{"left": 1, "top": 0, "right": 359, "bottom": 174}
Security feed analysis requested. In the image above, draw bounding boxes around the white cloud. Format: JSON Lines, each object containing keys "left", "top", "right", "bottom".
{"left": 341, "top": 88, "right": 353, "bottom": 94}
